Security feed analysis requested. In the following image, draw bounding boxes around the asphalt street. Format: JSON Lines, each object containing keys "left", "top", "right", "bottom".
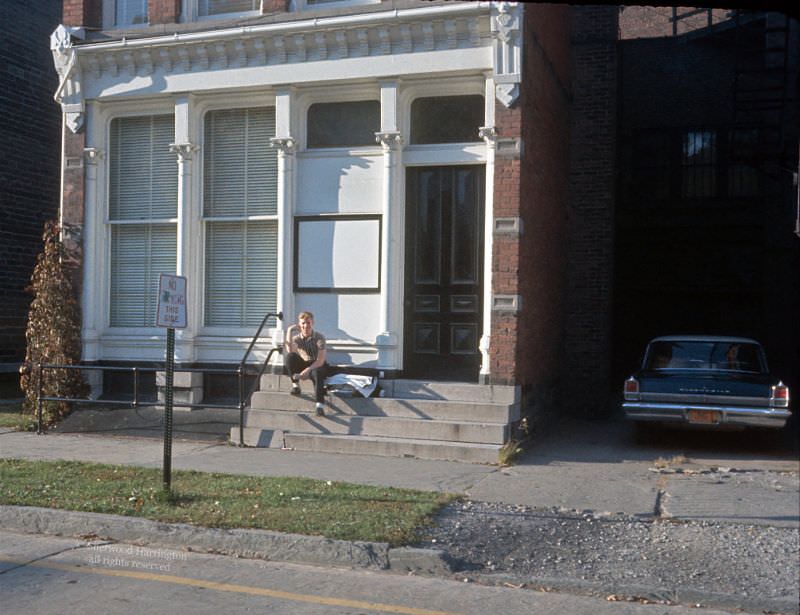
{"left": 1, "top": 409, "right": 798, "bottom": 614}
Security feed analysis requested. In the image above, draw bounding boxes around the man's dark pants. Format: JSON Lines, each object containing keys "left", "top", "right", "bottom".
{"left": 285, "top": 352, "right": 328, "bottom": 403}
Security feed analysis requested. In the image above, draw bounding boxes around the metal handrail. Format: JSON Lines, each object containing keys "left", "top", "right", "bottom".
{"left": 239, "top": 311, "right": 283, "bottom": 370}
{"left": 237, "top": 311, "right": 284, "bottom": 446}
{"left": 35, "top": 311, "right": 286, "bottom": 443}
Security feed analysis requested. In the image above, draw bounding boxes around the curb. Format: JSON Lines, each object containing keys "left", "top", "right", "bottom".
{"left": 0, "top": 505, "right": 453, "bottom": 575}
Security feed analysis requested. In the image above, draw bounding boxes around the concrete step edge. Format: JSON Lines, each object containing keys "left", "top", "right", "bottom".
{"left": 249, "top": 391, "right": 520, "bottom": 423}
{"left": 283, "top": 432, "right": 502, "bottom": 464}
{"left": 259, "top": 374, "right": 520, "bottom": 403}
{"left": 240, "top": 410, "right": 509, "bottom": 444}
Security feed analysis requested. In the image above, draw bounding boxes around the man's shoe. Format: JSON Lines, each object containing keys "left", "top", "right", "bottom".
{"left": 315, "top": 403, "right": 325, "bottom": 417}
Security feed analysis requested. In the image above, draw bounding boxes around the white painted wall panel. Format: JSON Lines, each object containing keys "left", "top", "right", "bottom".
{"left": 294, "top": 293, "right": 381, "bottom": 364}
{"left": 296, "top": 154, "right": 382, "bottom": 214}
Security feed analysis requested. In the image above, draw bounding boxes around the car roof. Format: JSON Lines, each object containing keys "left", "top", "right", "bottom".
{"left": 649, "top": 335, "right": 761, "bottom": 345}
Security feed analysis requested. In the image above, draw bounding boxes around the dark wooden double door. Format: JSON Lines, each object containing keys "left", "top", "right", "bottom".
{"left": 404, "top": 166, "right": 485, "bottom": 381}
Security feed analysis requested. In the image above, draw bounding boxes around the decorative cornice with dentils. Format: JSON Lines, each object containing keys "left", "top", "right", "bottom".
{"left": 53, "top": 2, "right": 526, "bottom": 132}
{"left": 77, "top": 17, "right": 489, "bottom": 81}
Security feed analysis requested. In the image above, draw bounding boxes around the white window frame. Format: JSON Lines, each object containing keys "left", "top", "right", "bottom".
{"left": 106, "top": 112, "right": 179, "bottom": 330}
{"left": 400, "top": 78, "right": 489, "bottom": 167}
{"left": 296, "top": 84, "right": 382, "bottom": 153}
{"left": 195, "top": 96, "right": 281, "bottom": 336}
{"left": 83, "top": 100, "right": 180, "bottom": 365}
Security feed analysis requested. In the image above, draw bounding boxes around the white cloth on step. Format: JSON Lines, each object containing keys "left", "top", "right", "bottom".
{"left": 324, "top": 373, "right": 376, "bottom": 398}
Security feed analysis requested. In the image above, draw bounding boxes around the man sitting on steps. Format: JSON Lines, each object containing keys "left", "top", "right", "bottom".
{"left": 284, "top": 311, "right": 329, "bottom": 416}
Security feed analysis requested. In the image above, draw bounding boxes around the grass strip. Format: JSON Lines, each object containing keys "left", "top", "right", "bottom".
{"left": 0, "top": 459, "right": 455, "bottom": 546}
{"left": 0, "top": 404, "right": 33, "bottom": 430}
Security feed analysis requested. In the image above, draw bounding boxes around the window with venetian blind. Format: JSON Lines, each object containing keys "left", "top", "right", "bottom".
{"left": 109, "top": 114, "right": 177, "bottom": 327}
{"left": 203, "top": 107, "right": 278, "bottom": 327}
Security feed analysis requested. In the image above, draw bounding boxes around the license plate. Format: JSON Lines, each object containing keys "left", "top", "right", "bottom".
{"left": 688, "top": 409, "right": 721, "bottom": 424}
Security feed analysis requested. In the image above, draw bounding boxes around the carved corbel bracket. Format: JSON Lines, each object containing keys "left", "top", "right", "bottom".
{"left": 491, "top": 2, "right": 522, "bottom": 108}
{"left": 51, "top": 25, "right": 86, "bottom": 134}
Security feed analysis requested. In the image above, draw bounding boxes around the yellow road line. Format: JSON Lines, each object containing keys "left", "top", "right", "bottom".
{"left": 0, "top": 556, "right": 462, "bottom": 615}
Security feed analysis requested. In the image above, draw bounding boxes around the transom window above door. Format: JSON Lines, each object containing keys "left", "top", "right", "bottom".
{"left": 307, "top": 100, "right": 380, "bottom": 149}
{"left": 410, "top": 95, "right": 484, "bottom": 145}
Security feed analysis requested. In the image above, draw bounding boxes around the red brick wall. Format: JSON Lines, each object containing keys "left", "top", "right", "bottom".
{"left": 517, "top": 2, "right": 572, "bottom": 397}
{"left": 0, "top": 0, "right": 63, "bottom": 366}
{"left": 489, "top": 4, "right": 572, "bottom": 399}
{"left": 149, "top": 0, "right": 180, "bottom": 24}
{"left": 63, "top": 0, "right": 101, "bottom": 28}
{"left": 563, "top": 6, "right": 619, "bottom": 416}
{"left": 61, "top": 129, "right": 87, "bottom": 293}
{"left": 490, "top": 104, "right": 522, "bottom": 383}
{"left": 262, "top": 0, "right": 289, "bottom": 14}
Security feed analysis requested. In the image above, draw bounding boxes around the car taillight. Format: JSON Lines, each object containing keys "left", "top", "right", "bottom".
{"left": 770, "top": 382, "right": 790, "bottom": 408}
{"left": 624, "top": 377, "right": 640, "bottom": 401}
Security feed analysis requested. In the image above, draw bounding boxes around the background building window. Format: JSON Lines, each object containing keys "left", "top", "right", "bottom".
{"left": 307, "top": 101, "right": 380, "bottom": 148}
{"left": 198, "top": 0, "right": 259, "bottom": 16}
{"left": 727, "top": 128, "right": 760, "bottom": 198}
{"left": 410, "top": 95, "right": 484, "bottom": 145}
{"left": 109, "top": 115, "right": 177, "bottom": 326}
{"left": 203, "top": 107, "right": 278, "bottom": 327}
{"left": 625, "top": 131, "right": 671, "bottom": 204}
{"left": 115, "top": 0, "right": 147, "bottom": 25}
{"left": 681, "top": 130, "right": 717, "bottom": 198}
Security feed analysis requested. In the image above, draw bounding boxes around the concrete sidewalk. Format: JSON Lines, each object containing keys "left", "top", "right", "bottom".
{"left": 1, "top": 413, "right": 798, "bottom": 614}
{"left": 1, "top": 413, "right": 797, "bottom": 526}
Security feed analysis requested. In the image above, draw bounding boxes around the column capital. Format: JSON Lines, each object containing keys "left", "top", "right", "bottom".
{"left": 479, "top": 126, "right": 498, "bottom": 144}
{"left": 270, "top": 136, "right": 297, "bottom": 154}
{"left": 83, "top": 147, "right": 105, "bottom": 163}
{"left": 169, "top": 142, "right": 199, "bottom": 162}
{"left": 375, "top": 131, "right": 404, "bottom": 151}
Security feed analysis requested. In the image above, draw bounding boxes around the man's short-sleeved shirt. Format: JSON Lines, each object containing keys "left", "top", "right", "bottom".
{"left": 291, "top": 330, "right": 326, "bottom": 362}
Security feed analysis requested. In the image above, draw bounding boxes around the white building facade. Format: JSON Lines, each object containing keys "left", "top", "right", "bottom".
{"left": 52, "top": 0, "right": 526, "bottom": 387}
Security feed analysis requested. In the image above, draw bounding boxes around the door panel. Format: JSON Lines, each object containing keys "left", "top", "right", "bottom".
{"left": 404, "top": 166, "right": 484, "bottom": 381}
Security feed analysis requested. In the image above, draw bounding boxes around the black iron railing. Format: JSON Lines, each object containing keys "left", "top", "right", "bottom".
{"left": 35, "top": 311, "right": 284, "bottom": 446}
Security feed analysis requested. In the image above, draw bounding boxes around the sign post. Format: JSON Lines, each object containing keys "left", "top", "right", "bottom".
{"left": 156, "top": 274, "right": 187, "bottom": 492}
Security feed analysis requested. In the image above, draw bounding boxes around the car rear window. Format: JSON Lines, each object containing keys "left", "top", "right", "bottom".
{"left": 644, "top": 341, "right": 765, "bottom": 373}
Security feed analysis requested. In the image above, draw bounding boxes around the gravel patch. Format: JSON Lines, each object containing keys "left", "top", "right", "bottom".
{"left": 415, "top": 500, "right": 800, "bottom": 613}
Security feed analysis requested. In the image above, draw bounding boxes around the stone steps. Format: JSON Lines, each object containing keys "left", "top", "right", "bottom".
{"left": 231, "top": 376, "right": 519, "bottom": 464}
{"left": 231, "top": 427, "right": 502, "bottom": 464}
{"left": 249, "top": 390, "right": 519, "bottom": 424}
{"left": 260, "top": 374, "right": 519, "bottom": 404}
{"left": 240, "top": 408, "right": 508, "bottom": 444}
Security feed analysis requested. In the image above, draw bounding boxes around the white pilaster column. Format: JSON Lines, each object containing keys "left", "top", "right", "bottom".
{"left": 271, "top": 89, "right": 296, "bottom": 348}
{"left": 270, "top": 136, "right": 296, "bottom": 346}
{"left": 374, "top": 80, "right": 402, "bottom": 371}
{"left": 82, "top": 146, "right": 103, "bottom": 395}
{"left": 168, "top": 141, "right": 198, "bottom": 363}
{"left": 478, "top": 125, "right": 497, "bottom": 383}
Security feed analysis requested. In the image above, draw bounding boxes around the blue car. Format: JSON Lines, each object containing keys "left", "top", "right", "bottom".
{"left": 623, "top": 336, "right": 791, "bottom": 430}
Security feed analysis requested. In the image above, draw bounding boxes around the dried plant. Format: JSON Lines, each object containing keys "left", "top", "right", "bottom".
{"left": 19, "top": 221, "right": 88, "bottom": 426}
